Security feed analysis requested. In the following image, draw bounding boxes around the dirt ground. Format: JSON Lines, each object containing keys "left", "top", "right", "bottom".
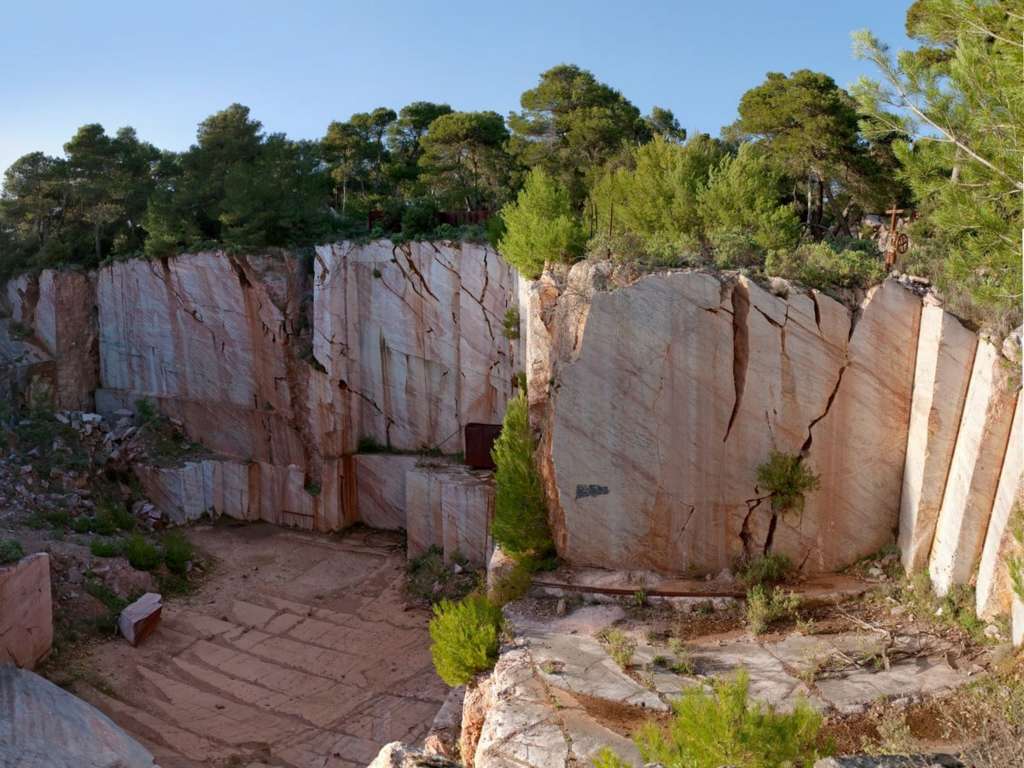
{"left": 72, "top": 522, "right": 447, "bottom": 768}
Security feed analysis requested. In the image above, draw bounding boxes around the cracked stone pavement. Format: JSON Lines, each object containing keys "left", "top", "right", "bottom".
{"left": 77, "top": 524, "right": 447, "bottom": 768}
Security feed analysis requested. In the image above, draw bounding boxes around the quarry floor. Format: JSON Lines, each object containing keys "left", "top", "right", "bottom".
{"left": 74, "top": 523, "right": 447, "bottom": 768}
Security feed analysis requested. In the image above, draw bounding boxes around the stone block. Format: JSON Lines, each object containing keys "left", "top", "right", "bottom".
{"left": 118, "top": 592, "right": 162, "bottom": 646}
{"left": 353, "top": 454, "right": 420, "bottom": 530}
{"left": 0, "top": 553, "right": 52, "bottom": 669}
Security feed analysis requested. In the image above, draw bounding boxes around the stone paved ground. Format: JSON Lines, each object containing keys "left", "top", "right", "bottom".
{"left": 76, "top": 523, "right": 447, "bottom": 768}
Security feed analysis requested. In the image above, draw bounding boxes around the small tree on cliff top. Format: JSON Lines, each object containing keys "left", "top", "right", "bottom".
{"left": 498, "top": 168, "right": 584, "bottom": 279}
{"left": 491, "top": 391, "right": 553, "bottom": 559}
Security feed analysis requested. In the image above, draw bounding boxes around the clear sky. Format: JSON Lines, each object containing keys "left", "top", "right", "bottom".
{"left": 2, "top": 0, "right": 914, "bottom": 175}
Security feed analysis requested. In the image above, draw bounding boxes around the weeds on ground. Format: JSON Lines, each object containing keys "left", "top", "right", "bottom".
{"left": 0, "top": 539, "right": 24, "bottom": 564}
{"left": 593, "top": 670, "right": 829, "bottom": 768}
{"left": 89, "top": 537, "right": 125, "bottom": 558}
{"left": 407, "top": 547, "right": 478, "bottom": 605}
{"left": 889, "top": 570, "right": 989, "bottom": 643}
{"left": 737, "top": 553, "right": 794, "bottom": 588}
{"left": 84, "top": 578, "right": 130, "bottom": 635}
{"left": 124, "top": 534, "right": 161, "bottom": 571}
{"left": 746, "top": 585, "right": 801, "bottom": 635}
{"left": 597, "top": 627, "right": 637, "bottom": 670}
{"left": 428, "top": 593, "right": 503, "bottom": 686}
{"left": 162, "top": 529, "right": 194, "bottom": 574}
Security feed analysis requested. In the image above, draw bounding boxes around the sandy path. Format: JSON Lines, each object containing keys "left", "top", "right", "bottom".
{"left": 78, "top": 523, "right": 446, "bottom": 768}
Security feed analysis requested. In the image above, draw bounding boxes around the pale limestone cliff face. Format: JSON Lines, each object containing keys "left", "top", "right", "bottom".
{"left": 528, "top": 262, "right": 1020, "bottom": 589}
{"left": 1, "top": 241, "right": 516, "bottom": 534}
{"left": 531, "top": 263, "right": 922, "bottom": 574}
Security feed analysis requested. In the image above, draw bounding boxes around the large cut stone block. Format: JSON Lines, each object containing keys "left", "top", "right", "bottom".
{"left": 976, "top": 393, "right": 1022, "bottom": 618}
{"left": 0, "top": 553, "right": 53, "bottom": 669}
{"left": 353, "top": 453, "right": 420, "bottom": 530}
{"left": 899, "top": 304, "right": 977, "bottom": 572}
{"left": 406, "top": 463, "right": 495, "bottom": 566}
{"left": 930, "top": 340, "right": 1017, "bottom": 596}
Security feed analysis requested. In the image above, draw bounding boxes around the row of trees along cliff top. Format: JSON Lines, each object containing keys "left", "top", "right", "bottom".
{"left": 0, "top": 0, "right": 1018, "bottom": 332}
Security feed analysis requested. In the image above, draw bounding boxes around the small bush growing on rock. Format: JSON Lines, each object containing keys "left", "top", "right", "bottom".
{"left": 89, "top": 537, "right": 125, "bottom": 558}
{"left": 746, "top": 585, "right": 800, "bottom": 635}
{"left": 501, "top": 307, "right": 520, "bottom": 340}
{"left": 491, "top": 392, "right": 553, "bottom": 560}
{"left": 594, "top": 670, "right": 827, "bottom": 768}
{"left": 756, "top": 451, "right": 820, "bottom": 516}
{"left": 498, "top": 168, "right": 584, "bottom": 279}
{"left": 0, "top": 539, "right": 24, "bottom": 564}
{"left": 125, "top": 534, "right": 162, "bottom": 571}
{"left": 429, "top": 594, "right": 503, "bottom": 686}
{"left": 600, "top": 628, "right": 637, "bottom": 669}
{"left": 737, "top": 553, "right": 794, "bottom": 588}
{"left": 162, "top": 530, "right": 193, "bottom": 574}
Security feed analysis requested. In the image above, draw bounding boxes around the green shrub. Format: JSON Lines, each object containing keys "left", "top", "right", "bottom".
{"left": 162, "top": 530, "right": 194, "bottom": 574}
{"left": 746, "top": 585, "right": 801, "bottom": 635}
{"left": 357, "top": 435, "right": 387, "bottom": 453}
{"left": 765, "top": 241, "right": 886, "bottom": 291}
{"left": 737, "top": 553, "right": 794, "bottom": 588}
{"left": 490, "top": 392, "right": 553, "bottom": 559}
{"left": 594, "top": 670, "right": 827, "bottom": 768}
{"left": 429, "top": 594, "right": 503, "bottom": 686}
{"left": 502, "top": 307, "right": 520, "bottom": 340}
{"left": 135, "top": 397, "right": 158, "bottom": 425}
{"left": 0, "top": 539, "right": 24, "bottom": 564}
{"left": 125, "top": 534, "right": 162, "bottom": 571}
{"left": 71, "top": 516, "right": 95, "bottom": 534}
{"left": 498, "top": 168, "right": 584, "bottom": 279}
{"left": 95, "top": 499, "right": 135, "bottom": 533}
{"left": 1009, "top": 505, "right": 1024, "bottom": 602}
{"left": 89, "top": 537, "right": 125, "bottom": 558}
{"left": 756, "top": 451, "right": 820, "bottom": 516}
{"left": 488, "top": 559, "right": 535, "bottom": 606}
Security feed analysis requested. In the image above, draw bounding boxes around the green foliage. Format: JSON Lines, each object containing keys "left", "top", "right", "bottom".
{"left": 428, "top": 593, "right": 503, "bottom": 686}
{"left": 766, "top": 240, "right": 886, "bottom": 291}
{"left": 595, "top": 670, "right": 826, "bottom": 768}
{"left": 1009, "top": 505, "right": 1024, "bottom": 602}
{"left": 488, "top": 559, "right": 536, "bottom": 606}
{"left": 0, "top": 539, "right": 24, "bottom": 564}
{"left": 600, "top": 628, "right": 637, "bottom": 669}
{"left": 125, "top": 534, "right": 162, "bottom": 571}
{"left": 356, "top": 435, "right": 387, "bottom": 453}
{"left": 508, "top": 64, "right": 649, "bottom": 207}
{"left": 588, "top": 134, "right": 726, "bottom": 263}
{"left": 502, "top": 307, "right": 520, "bottom": 340}
{"left": 490, "top": 392, "right": 553, "bottom": 558}
{"left": 407, "top": 547, "right": 477, "bottom": 605}
{"left": 418, "top": 111, "right": 512, "bottom": 213}
{"left": 746, "top": 585, "right": 801, "bottom": 635}
{"left": 853, "top": 3, "right": 1022, "bottom": 330}
{"left": 737, "top": 554, "right": 795, "bottom": 588}
{"left": 698, "top": 144, "right": 802, "bottom": 267}
{"left": 756, "top": 451, "right": 821, "bottom": 516}
{"left": 89, "top": 537, "right": 125, "bottom": 558}
{"left": 162, "top": 530, "right": 194, "bottom": 574}
{"left": 499, "top": 168, "right": 584, "bottom": 278}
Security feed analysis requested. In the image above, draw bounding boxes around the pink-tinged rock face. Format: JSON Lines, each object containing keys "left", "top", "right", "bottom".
{"left": 405, "top": 462, "right": 495, "bottom": 567}
{"left": 536, "top": 266, "right": 924, "bottom": 575}
{"left": 0, "top": 553, "right": 53, "bottom": 669}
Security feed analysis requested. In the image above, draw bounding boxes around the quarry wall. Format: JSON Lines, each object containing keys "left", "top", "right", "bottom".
{"left": 524, "top": 261, "right": 1022, "bottom": 620}
{"left": 1, "top": 243, "right": 1021, "bottom": 623}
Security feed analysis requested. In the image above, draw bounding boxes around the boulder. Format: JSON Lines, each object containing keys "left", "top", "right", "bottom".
{"left": 118, "top": 592, "right": 162, "bottom": 646}
{"left": 899, "top": 305, "right": 976, "bottom": 572}
{"left": 930, "top": 340, "right": 1017, "bottom": 596}
{"left": 0, "top": 552, "right": 53, "bottom": 669}
{"left": 0, "top": 665, "right": 156, "bottom": 767}
{"left": 367, "top": 741, "right": 459, "bottom": 768}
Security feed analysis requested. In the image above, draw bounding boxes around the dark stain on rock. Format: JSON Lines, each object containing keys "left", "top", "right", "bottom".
{"left": 575, "top": 484, "right": 610, "bottom": 500}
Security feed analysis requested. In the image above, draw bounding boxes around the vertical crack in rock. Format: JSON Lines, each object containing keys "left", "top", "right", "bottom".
{"left": 763, "top": 512, "right": 779, "bottom": 554}
{"left": 800, "top": 363, "right": 847, "bottom": 454}
{"left": 459, "top": 249, "right": 496, "bottom": 343}
{"left": 723, "top": 282, "right": 750, "bottom": 443}
{"left": 393, "top": 243, "right": 439, "bottom": 302}
{"left": 739, "top": 495, "right": 769, "bottom": 558}
{"left": 808, "top": 290, "right": 823, "bottom": 335}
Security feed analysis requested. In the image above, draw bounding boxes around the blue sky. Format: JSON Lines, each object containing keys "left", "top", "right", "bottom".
{"left": 2, "top": 1, "right": 913, "bottom": 174}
